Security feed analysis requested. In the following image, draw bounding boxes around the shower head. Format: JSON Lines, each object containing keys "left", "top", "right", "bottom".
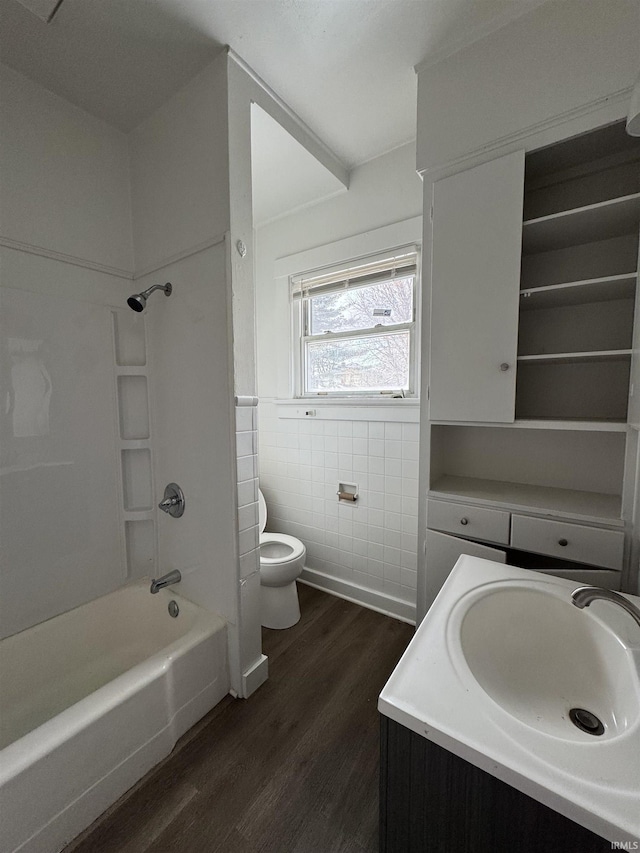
{"left": 127, "top": 282, "right": 172, "bottom": 312}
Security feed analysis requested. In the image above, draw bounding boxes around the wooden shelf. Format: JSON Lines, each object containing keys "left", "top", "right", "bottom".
{"left": 520, "top": 273, "right": 636, "bottom": 310}
{"left": 513, "top": 418, "right": 627, "bottom": 432}
{"left": 429, "top": 475, "right": 622, "bottom": 526}
{"left": 522, "top": 193, "right": 640, "bottom": 254}
{"left": 433, "top": 419, "right": 627, "bottom": 432}
{"left": 517, "top": 349, "right": 632, "bottom": 365}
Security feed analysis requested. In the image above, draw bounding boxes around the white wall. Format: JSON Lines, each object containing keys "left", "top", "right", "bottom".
{"left": 257, "top": 143, "right": 423, "bottom": 399}
{"left": 256, "top": 143, "right": 423, "bottom": 621}
{"left": 0, "top": 64, "right": 134, "bottom": 638}
{"left": 130, "top": 58, "right": 231, "bottom": 274}
{"left": 416, "top": 0, "right": 639, "bottom": 174}
{"left": 0, "top": 64, "right": 133, "bottom": 272}
{"left": 129, "top": 56, "right": 243, "bottom": 689}
{"left": 140, "top": 242, "right": 237, "bottom": 627}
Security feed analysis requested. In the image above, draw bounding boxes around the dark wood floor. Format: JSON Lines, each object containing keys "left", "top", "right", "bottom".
{"left": 65, "top": 585, "right": 413, "bottom": 853}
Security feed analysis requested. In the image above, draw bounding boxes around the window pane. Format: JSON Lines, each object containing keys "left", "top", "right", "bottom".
{"left": 306, "top": 331, "right": 410, "bottom": 393}
{"left": 308, "top": 276, "right": 414, "bottom": 335}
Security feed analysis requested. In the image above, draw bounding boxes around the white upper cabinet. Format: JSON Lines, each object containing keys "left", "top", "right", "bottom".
{"left": 429, "top": 150, "right": 525, "bottom": 422}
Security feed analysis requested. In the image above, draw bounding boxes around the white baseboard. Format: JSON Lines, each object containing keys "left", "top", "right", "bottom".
{"left": 241, "top": 654, "right": 269, "bottom": 698}
{"left": 299, "top": 567, "right": 416, "bottom": 625}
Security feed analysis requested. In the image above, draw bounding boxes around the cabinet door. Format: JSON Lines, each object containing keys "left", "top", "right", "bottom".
{"left": 429, "top": 151, "right": 525, "bottom": 422}
{"left": 425, "top": 530, "right": 506, "bottom": 614}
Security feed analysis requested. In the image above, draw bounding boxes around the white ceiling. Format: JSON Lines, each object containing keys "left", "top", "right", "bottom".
{"left": 0, "top": 0, "right": 548, "bottom": 169}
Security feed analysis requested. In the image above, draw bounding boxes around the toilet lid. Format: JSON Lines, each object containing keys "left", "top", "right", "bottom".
{"left": 258, "top": 488, "right": 267, "bottom": 533}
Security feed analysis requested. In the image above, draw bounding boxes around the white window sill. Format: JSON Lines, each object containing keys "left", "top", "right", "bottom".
{"left": 275, "top": 397, "right": 420, "bottom": 423}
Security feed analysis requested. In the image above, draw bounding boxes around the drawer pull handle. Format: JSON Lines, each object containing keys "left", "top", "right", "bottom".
{"left": 500, "top": 363, "right": 510, "bottom": 372}
{"left": 460, "top": 517, "right": 469, "bottom": 526}
{"left": 558, "top": 538, "right": 568, "bottom": 547}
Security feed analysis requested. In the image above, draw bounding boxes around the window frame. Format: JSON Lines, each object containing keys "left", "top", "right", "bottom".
{"left": 291, "top": 245, "right": 421, "bottom": 399}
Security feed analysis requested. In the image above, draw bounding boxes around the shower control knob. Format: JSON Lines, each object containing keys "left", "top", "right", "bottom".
{"left": 159, "top": 483, "right": 185, "bottom": 518}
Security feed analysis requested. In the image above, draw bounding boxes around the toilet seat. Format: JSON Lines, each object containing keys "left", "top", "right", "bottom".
{"left": 259, "top": 532, "right": 305, "bottom": 564}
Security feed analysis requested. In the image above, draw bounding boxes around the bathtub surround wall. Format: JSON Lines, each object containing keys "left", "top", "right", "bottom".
{"left": 0, "top": 57, "right": 242, "bottom": 684}
{"left": 0, "top": 64, "right": 135, "bottom": 639}
{"left": 255, "top": 148, "right": 422, "bottom": 620}
{"left": 128, "top": 55, "right": 242, "bottom": 687}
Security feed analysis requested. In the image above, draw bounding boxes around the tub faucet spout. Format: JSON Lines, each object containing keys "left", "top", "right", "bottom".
{"left": 150, "top": 570, "right": 182, "bottom": 594}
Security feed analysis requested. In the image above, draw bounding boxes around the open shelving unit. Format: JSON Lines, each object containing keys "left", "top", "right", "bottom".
{"left": 429, "top": 423, "right": 627, "bottom": 526}
{"left": 515, "top": 121, "right": 640, "bottom": 426}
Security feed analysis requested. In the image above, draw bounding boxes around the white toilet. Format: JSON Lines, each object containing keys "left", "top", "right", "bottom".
{"left": 258, "top": 489, "right": 306, "bottom": 629}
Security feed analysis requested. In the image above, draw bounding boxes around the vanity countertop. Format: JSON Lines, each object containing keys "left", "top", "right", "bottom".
{"left": 378, "top": 556, "right": 640, "bottom": 844}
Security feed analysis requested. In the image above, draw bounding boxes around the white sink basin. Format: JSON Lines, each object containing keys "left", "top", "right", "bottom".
{"left": 379, "top": 557, "right": 640, "bottom": 843}
{"left": 452, "top": 583, "right": 640, "bottom": 740}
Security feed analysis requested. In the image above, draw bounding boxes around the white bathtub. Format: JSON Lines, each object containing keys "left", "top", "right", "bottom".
{"left": 0, "top": 581, "right": 228, "bottom": 853}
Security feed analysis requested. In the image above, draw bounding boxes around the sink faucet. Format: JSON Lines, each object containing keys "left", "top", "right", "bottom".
{"left": 571, "top": 586, "right": 640, "bottom": 629}
{"left": 150, "top": 569, "right": 182, "bottom": 594}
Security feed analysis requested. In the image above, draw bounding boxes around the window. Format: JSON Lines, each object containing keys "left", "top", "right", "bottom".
{"left": 291, "top": 247, "right": 419, "bottom": 397}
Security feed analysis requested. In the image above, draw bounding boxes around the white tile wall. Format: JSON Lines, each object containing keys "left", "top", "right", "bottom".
{"left": 235, "top": 402, "right": 260, "bottom": 580}
{"left": 235, "top": 398, "right": 266, "bottom": 696}
{"left": 258, "top": 400, "right": 419, "bottom": 612}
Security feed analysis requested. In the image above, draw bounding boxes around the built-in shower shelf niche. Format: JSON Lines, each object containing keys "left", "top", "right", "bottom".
{"left": 125, "top": 520, "right": 156, "bottom": 578}
{"left": 121, "top": 449, "right": 153, "bottom": 511}
{"left": 117, "top": 375, "right": 150, "bottom": 440}
{"left": 123, "top": 509, "right": 155, "bottom": 520}
{"left": 113, "top": 310, "right": 147, "bottom": 367}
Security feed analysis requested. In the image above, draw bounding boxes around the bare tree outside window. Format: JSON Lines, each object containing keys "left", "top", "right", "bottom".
{"left": 303, "top": 276, "right": 414, "bottom": 393}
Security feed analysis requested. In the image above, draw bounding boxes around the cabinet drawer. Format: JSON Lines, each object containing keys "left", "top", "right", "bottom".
{"left": 510, "top": 515, "right": 624, "bottom": 570}
{"left": 427, "top": 500, "right": 510, "bottom": 545}
{"left": 529, "top": 567, "right": 622, "bottom": 590}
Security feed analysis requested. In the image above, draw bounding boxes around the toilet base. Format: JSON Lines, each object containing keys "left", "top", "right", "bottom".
{"left": 261, "top": 580, "right": 301, "bottom": 630}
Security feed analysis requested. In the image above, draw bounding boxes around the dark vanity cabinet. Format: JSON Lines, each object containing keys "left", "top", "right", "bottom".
{"left": 379, "top": 715, "right": 611, "bottom": 853}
